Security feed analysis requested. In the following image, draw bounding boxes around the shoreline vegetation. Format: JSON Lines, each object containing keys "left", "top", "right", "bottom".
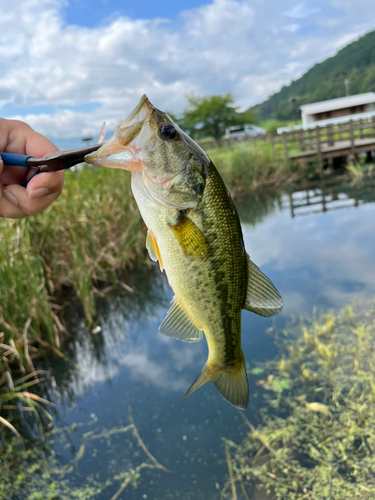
{"left": 0, "top": 140, "right": 371, "bottom": 436}
{"left": 0, "top": 166, "right": 144, "bottom": 415}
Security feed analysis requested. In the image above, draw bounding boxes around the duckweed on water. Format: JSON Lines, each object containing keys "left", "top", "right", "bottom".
{"left": 221, "top": 301, "right": 375, "bottom": 500}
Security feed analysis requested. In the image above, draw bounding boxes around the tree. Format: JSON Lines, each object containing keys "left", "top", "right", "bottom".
{"left": 178, "top": 93, "right": 256, "bottom": 143}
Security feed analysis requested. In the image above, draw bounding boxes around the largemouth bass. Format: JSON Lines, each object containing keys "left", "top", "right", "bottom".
{"left": 85, "top": 95, "right": 283, "bottom": 409}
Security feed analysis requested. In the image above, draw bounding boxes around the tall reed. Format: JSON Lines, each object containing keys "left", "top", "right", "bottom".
{"left": 209, "top": 141, "right": 296, "bottom": 193}
{"left": 0, "top": 166, "right": 143, "bottom": 377}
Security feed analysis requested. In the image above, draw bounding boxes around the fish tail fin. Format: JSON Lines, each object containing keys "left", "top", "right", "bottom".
{"left": 184, "top": 352, "right": 249, "bottom": 410}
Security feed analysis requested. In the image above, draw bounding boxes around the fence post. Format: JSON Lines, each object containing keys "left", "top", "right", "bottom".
{"left": 338, "top": 123, "right": 342, "bottom": 141}
{"left": 282, "top": 132, "right": 289, "bottom": 160}
{"left": 298, "top": 129, "right": 305, "bottom": 151}
{"left": 268, "top": 133, "right": 275, "bottom": 156}
{"left": 327, "top": 124, "right": 334, "bottom": 147}
{"left": 359, "top": 118, "right": 364, "bottom": 140}
{"left": 315, "top": 126, "right": 323, "bottom": 175}
{"left": 349, "top": 120, "right": 355, "bottom": 159}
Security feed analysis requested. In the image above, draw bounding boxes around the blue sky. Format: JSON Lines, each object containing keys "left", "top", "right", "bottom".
{"left": 63, "top": 0, "right": 209, "bottom": 25}
{"left": 0, "top": 0, "right": 374, "bottom": 143}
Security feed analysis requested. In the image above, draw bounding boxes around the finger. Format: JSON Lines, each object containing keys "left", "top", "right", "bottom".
{"left": 26, "top": 171, "right": 65, "bottom": 200}
{"left": 0, "top": 155, "right": 3, "bottom": 201}
{"left": 0, "top": 191, "right": 29, "bottom": 219}
{"left": 0, "top": 119, "right": 59, "bottom": 158}
{"left": 1, "top": 165, "right": 29, "bottom": 187}
{"left": 2, "top": 184, "right": 62, "bottom": 217}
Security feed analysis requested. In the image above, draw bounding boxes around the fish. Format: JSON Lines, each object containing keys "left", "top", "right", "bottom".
{"left": 85, "top": 95, "right": 283, "bottom": 409}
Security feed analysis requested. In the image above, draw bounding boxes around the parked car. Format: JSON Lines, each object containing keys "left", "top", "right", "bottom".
{"left": 225, "top": 124, "right": 266, "bottom": 141}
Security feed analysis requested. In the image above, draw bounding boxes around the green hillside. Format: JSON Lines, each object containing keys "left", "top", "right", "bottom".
{"left": 252, "top": 30, "right": 375, "bottom": 122}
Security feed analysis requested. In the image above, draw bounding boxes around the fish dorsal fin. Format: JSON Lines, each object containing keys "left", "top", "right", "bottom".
{"left": 146, "top": 230, "right": 164, "bottom": 271}
{"left": 159, "top": 296, "right": 203, "bottom": 342}
{"left": 168, "top": 213, "right": 209, "bottom": 259}
{"left": 244, "top": 254, "right": 283, "bottom": 317}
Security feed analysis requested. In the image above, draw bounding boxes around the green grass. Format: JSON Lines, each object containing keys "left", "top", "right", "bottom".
{"left": 346, "top": 161, "right": 375, "bottom": 180}
{"left": 259, "top": 119, "right": 301, "bottom": 134}
{"left": 209, "top": 141, "right": 297, "bottom": 193}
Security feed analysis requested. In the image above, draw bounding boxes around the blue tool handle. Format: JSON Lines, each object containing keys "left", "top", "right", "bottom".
{"left": 0, "top": 153, "right": 33, "bottom": 167}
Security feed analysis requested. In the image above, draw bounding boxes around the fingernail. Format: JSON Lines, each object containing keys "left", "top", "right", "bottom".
{"left": 3, "top": 191, "right": 18, "bottom": 207}
{"left": 29, "top": 187, "right": 49, "bottom": 199}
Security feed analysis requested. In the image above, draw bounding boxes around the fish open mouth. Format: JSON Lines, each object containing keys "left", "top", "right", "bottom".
{"left": 85, "top": 94, "right": 154, "bottom": 171}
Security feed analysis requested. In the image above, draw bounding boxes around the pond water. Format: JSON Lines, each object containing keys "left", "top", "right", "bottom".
{"left": 38, "top": 178, "right": 375, "bottom": 499}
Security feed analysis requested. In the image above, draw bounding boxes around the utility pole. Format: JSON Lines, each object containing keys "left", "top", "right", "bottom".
{"left": 344, "top": 79, "right": 350, "bottom": 97}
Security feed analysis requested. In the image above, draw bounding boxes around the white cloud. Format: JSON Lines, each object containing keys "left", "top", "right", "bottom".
{"left": 284, "top": 3, "right": 320, "bottom": 19}
{"left": 1, "top": 0, "right": 375, "bottom": 139}
{"left": 283, "top": 24, "right": 300, "bottom": 33}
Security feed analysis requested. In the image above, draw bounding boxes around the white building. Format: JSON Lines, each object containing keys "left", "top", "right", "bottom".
{"left": 300, "top": 92, "right": 375, "bottom": 126}
{"left": 278, "top": 92, "right": 375, "bottom": 134}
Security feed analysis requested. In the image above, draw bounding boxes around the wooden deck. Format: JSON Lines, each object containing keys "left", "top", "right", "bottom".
{"left": 289, "top": 138, "right": 375, "bottom": 160}
{"left": 279, "top": 118, "right": 375, "bottom": 170}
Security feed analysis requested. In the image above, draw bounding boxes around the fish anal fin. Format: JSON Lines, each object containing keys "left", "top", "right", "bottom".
{"left": 168, "top": 213, "right": 209, "bottom": 259}
{"left": 159, "top": 296, "right": 203, "bottom": 343}
{"left": 146, "top": 230, "right": 164, "bottom": 271}
{"left": 244, "top": 254, "right": 283, "bottom": 317}
{"left": 184, "top": 354, "right": 249, "bottom": 410}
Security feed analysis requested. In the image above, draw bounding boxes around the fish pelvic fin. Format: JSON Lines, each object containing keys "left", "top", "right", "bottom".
{"left": 184, "top": 353, "right": 249, "bottom": 410}
{"left": 159, "top": 296, "right": 203, "bottom": 343}
{"left": 146, "top": 230, "right": 164, "bottom": 271}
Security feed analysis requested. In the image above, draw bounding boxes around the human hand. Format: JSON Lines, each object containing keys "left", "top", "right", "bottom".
{"left": 0, "top": 118, "right": 64, "bottom": 219}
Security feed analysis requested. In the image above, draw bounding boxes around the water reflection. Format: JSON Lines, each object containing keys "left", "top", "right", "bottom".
{"left": 40, "top": 267, "right": 169, "bottom": 406}
{"left": 33, "top": 178, "right": 375, "bottom": 499}
{"left": 286, "top": 178, "right": 375, "bottom": 218}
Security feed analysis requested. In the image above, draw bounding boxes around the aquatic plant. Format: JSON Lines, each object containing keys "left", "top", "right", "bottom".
{"left": 346, "top": 161, "right": 366, "bottom": 179}
{"left": 0, "top": 370, "right": 54, "bottom": 445}
{"left": 221, "top": 301, "right": 375, "bottom": 499}
{"left": 0, "top": 407, "right": 171, "bottom": 500}
{"left": 346, "top": 161, "right": 375, "bottom": 180}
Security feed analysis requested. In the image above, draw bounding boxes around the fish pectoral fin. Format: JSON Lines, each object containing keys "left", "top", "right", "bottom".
{"left": 146, "top": 230, "right": 164, "bottom": 271}
{"left": 159, "top": 296, "right": 203, "bottom": 343}
{"left": 244, "top": 254, "right": 283, "bottom": 317}
{"left": 168, "top": 213, "right": 209, "bottom": 259}
{"left": 185, "top": 354, "right": 249, "bottom": 410}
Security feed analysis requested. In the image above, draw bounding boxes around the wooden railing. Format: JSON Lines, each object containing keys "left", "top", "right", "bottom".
{"left": 277, "top": 116, "right": 375, "bottom": 161}
{"left": 199, "top": 116, "right": 375, "bottom": 166}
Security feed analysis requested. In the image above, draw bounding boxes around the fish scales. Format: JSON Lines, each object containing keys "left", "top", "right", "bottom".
{"left": 85, "top": 94, "right": 283, "bottom": 409}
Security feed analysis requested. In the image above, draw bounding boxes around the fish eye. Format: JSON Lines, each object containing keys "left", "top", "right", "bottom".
{"left": 158, "top": 123, "right": 179, "bottom": 141}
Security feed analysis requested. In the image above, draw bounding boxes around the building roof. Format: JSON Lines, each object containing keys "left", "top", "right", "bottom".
{"left": 300, "top": 93, "right": 375, "bottom": 115}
